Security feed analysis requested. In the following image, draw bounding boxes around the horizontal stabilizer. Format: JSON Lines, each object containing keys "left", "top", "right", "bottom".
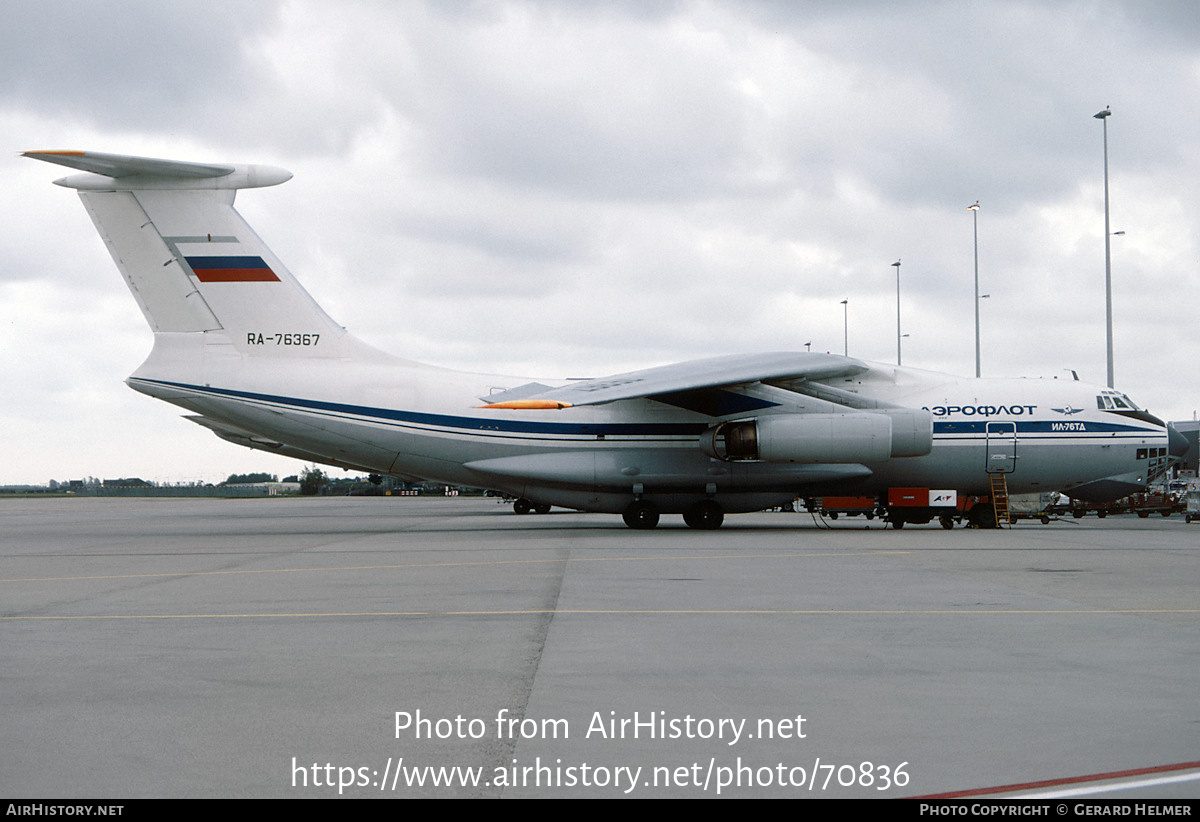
{"left": 24, "top": 150, "right": 233, "bottom": 178}
{"left": 23, "top": 150, "right": 291, "bottom": 190}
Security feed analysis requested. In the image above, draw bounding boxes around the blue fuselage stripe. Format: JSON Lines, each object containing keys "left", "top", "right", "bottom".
{"left": 933, "top": 420, "right": 1153, "bottom": 435}
{"left": 135, "top": 378, "right": 1163, "bottom": 441}
{"left": 135, "top": 378, "right": 710, "bottom": 436}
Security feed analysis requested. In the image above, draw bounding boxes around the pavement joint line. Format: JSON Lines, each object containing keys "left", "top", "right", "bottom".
{"left": 0, "top": 550, "right": 911, "bottom": 583}
{"left": 6, "top": 608, "right": 1199, "bottom": 621}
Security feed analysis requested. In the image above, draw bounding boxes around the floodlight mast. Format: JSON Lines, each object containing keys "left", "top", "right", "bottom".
{"left": 1094, "top": 106, "right": 1114, "bottom": 388}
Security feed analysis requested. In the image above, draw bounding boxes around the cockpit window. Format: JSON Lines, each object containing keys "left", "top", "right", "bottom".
{"left": 1097, "top": 390, "right": 1141, "bottom": 412}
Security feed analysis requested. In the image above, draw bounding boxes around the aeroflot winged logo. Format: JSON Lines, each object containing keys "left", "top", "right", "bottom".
{"left": 1052, "top": 405, "right": 1085, "bottom": 415}
{"left": 184, "top": 255, "right": 280, "bottom": 283}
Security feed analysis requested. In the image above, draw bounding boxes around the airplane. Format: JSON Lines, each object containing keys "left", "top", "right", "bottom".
{"left": 25, "top": 149, "right": 1188, "bottom": 529}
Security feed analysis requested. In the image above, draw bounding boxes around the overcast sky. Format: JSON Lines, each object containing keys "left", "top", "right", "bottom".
{"left": 3, "top": 0, "right": 1198, "bottom": 485}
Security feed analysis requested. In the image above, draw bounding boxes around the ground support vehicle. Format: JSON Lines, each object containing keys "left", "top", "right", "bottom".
{"left": 1127, "top": 492, "right": 1182, "bottom": 518}
{"left": 812, "top": 496, "right": 878, "bottom": 521}
{"left": 1007, "top": 492, "right": 1061, "bottom": 524}
{"left": 811, "top": 488, "right": 1013, "bottom": 529}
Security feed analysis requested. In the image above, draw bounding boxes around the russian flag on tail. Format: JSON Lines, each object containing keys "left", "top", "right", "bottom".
{"left": 185, "top": 255, "right": 280, "bottom": 283}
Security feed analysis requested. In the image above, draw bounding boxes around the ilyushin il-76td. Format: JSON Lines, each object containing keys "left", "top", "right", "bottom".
{"left": 26, "top": 150, "right": 1186, "bottom": 529}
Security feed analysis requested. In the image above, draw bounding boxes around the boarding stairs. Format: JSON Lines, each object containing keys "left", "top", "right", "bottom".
{"left": 989, "top": 473, "right": 1011, "bottom": 528}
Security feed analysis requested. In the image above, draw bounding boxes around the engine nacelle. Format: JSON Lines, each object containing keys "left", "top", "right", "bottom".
{"left": 881, "top": 408, "right": 934, "bottom": 458}
{"left": 699, "top": 411, "right": 932, "bottom": 463}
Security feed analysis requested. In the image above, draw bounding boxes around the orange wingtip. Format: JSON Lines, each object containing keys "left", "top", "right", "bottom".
{"left": 23, "top": 150, "right": 85, "bottom": 156}
{"left": 479, "top": 399, "right": 572, "bottom": 410}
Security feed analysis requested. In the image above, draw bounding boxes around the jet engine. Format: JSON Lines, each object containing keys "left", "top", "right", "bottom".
{"left": 699, "top": 410, "right": 932, "bottom": 463}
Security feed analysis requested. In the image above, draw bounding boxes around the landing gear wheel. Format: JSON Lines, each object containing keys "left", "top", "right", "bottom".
{"left": 513, "top": 498, "right": 533, "bottom": 515}
{"left": 683, "top": 501, "right": 724, "bottom": 530}
{"left": 968, "top": 505, "right": 998, "bottom": 529}
{"left": 622, "top": 501, "right": 660, "bottom": 529}
{"left": 533, "top": 503, "right": 552, "bottom": 515}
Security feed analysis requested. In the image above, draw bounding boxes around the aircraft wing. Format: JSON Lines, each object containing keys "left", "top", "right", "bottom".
{"left": 498, "top": 352, "right": 870, "bottom": 408}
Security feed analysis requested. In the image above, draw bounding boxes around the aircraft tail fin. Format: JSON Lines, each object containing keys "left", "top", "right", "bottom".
{"left": 25, "top": 150, "right": 350, "bottom": 355}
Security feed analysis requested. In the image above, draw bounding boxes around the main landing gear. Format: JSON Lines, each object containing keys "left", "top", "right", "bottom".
{"left": 512, "top": 498, "right": 551, "bottom": 515}
{"left": 622, "top": 500, "right": 660, "bottom": 529}
{"left": 620, "top": 500, "right": 725, "bottom": 529}
{"left": 683, "top": 500, "right": 724, "bottom": 530}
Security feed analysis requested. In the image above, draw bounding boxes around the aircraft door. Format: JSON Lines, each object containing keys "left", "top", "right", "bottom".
{"left": 985, "top": 422, "right": 1017, "bottom": 473}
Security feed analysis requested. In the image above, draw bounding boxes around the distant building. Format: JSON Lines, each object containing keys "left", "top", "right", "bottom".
{"left": 102, "top": 478, "right": 152, "bottom": 488}
{"left": 219, "top": 482, "right": 301, "bottom": 496}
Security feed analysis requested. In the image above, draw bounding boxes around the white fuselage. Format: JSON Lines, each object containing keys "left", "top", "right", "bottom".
{"left": 128, "top": 335, "right": 1168, "bottom": 515}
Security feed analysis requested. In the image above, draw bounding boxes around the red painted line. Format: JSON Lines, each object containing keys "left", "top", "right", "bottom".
{"left": 912, "top": 760, "right": 1200, "bottom": 798}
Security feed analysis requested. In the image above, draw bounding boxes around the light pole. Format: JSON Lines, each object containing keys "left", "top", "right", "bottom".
{"left": 1094, "top": 106, "right": 1113, "bottom": 388}
{"left": 968, "top": 202, "right": 981, "bottom": 377}
{"left": 892, "top": 260, "right": 902, "bottom": 365}
{"left": 841, "top": 299, "right": 848, "bottom": 356}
